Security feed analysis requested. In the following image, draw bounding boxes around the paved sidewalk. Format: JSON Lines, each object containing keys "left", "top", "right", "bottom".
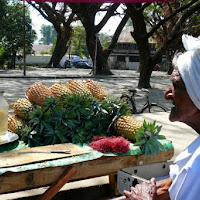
{"left": 0, "top": 67, "right": 171, "bottom": 111}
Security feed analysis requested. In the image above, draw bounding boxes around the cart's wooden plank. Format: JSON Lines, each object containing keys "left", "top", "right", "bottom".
{"left": 0, "top": 148, "right": 173, "bottom": 194}
{"left": 0, "top": 143, "right": 89, "bottom": 168}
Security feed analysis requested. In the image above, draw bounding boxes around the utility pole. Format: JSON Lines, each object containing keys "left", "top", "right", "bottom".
{"left": 23, "top": 1, "right": 26, "bottom": 76}
{"left": 93, "top": 33, "right": 99, "bottom": 75}
{"left": 69, "top": 40, "right": 71, "bottom": 68}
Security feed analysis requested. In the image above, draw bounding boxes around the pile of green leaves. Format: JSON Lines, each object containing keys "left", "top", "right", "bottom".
{"left": 18, "top": 94, "right": 130, "bottom": 147}
{"left": 134, "top": 120, "right": 166, "bottom": 157}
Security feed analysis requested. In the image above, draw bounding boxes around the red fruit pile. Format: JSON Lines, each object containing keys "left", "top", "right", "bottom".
{"left": 89, "top": 136, "right": 130, "bottom": 153}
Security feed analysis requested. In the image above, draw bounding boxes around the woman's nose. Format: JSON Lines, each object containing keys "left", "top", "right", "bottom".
{"left": 164, "top": 86, "right": 173, "bottom": 100}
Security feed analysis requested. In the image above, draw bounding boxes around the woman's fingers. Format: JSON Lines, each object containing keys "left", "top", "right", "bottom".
{"left": 151, "top": 177, "right": 156, "bottom": 184}
{"left": 123, "top": 190, "right": 138, "bottom": 200}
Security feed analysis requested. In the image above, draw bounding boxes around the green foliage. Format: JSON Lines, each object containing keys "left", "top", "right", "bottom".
{"left": 39, "top": 24, "right": 57, "bottom": 45}
{"left": 0, "top": 44, "right": 8, "bottom": 68}
{"left": 0, "top": 0, "right": 36, "bottom": 69}
{"left": 143, "top": 1, "right": 200, "bottom": 50}
{"left": 125, "top": 19, "right": 133, "bottom": 28}
{"left": 134, "top": 120, "right": 166, "bottom": 157}
{"left": 18, "top": 97, "right": 69, "bottom": 147}
{"left": 49, "top": 37, "right": 57, "bottom": 55}
{"left": 99, "top": 33, "right": 111, "bottom": 49}
{"left": 18, "top": 94, "right": 130, "bottom": 147}
{"left": 71, "top": 25, "right": 89, "bottom": 58}
{"left": 40, "top": 51, "right": 51, "bottom": 55}
{"left": 100, "top": 97, "right": 131, "bottom": 135}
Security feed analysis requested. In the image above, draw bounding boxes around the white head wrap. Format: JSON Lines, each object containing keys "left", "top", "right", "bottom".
{"left": 173, "top": 34, "right": 200, "bottom": 110}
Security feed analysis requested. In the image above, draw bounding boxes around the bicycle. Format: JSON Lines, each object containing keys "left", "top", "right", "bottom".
{"left": 120, "top": 88, "right": 166, "bottom": 114}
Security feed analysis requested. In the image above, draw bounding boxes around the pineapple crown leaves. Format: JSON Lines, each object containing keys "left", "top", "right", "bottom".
{"left": 101, "top": 97, "right": 130, "bottom": 116}
{"left": 100, "top": 97, "right": 131, "bottom": 134}
{"left": 18, "top": 93, "right": 132, "bottom": 146}
{"left": 134, "top": 120, "right": 166, "bottom": 157}
{"left": 20, "top": 96, "right": 70, "bottom": 146}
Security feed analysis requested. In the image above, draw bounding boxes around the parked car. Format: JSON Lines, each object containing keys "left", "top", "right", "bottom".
{"left": 75, "top": 61, "right": 92, "bottom": 69}
{"left": 64, "top": 60, "right": 73, "bottom": 68}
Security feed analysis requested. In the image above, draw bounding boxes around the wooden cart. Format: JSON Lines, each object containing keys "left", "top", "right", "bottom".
{"left": 0, "top": 142, "right": 173, "bottom": 199}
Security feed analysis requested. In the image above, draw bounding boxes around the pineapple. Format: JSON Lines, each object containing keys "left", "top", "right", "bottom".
{"left": 66, "top": 80, "right": 91, "bottom": 96}
{"left": 49, "top": 82, "right": 71, "bottom": 99}
{"left": 134, "top": 120, "right": 166, "bottom": 156}
{"left": 114, "top": 115, "right": 142, "bottom": 141}
{"left": 12, "top": 98, "right": 33, "bottom": 120}
{"left": 26, "top": 83, "right": 52, "bottom": 106}
{"left": 8, "top": 114, "right": 23, "bottom": 133}
{"left": 84, "top": 80, "right": 108, "bottom": 100}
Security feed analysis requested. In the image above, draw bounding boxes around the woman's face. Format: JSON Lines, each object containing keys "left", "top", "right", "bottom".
{"left": 164, "top": 68, "right": 199, "bottom": 123}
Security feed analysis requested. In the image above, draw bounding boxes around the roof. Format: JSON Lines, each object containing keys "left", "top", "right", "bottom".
{"left": 117, "top": 27, "right": 156, "bottom": 43}
{"left": 118, "top": 27, "right": 134, "bottom": 43}
{"left": 32, "top": 45, "right": 53, "bottom": 54}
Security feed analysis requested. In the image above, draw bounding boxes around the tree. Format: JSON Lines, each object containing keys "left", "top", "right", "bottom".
{"left": 69, "top": 3, "right": 128, "bottom": 75}
{"left": 99, "top": 32, "right": 111, "bottom": 49}
{"left": 71, "top": 25, "right": 89, "bottom": 58}
{"left": 152, "top": 1, "right": 200, "bottom": 74}
{"left": 126, "top": 0, "right": 200, "bottom": 88}
{"left": 29, "top": 2, "right": 75, "bottom": 68}
{"left": 0, "top": 0, "right": 36, "bottom": 69}
{"left": 40, "top": 24, "right": 57, "bottom": 45}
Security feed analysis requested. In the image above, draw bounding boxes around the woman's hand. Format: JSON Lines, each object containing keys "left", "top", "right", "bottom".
{"left": 123, "top": 178, "right": 156, "bottom": 200}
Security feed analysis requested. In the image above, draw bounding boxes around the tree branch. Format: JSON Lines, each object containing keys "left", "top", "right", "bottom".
{"left": 95, "top": 4, "right": 120, "bottom": 33}
{"left": 28, "top": 2, "right": 49, "bottom": 22}
{"left": 147, "top": 0, "right": 199, "bottom": 38}
{"left": 104, "top": 12, "right": 129, "bottom": 55}
{"left": 138, "top": 3, "right": 151, "bottom": 12}
{"left": 153, "top": 1, "right": 200, "bottom": 62}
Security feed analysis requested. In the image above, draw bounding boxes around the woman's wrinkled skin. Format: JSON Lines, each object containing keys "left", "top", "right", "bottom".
{"left": 123, "top": 178, "right": 156, "bottom": 200}
{"left": 164, "top": 68, "right": 200, "bottom": 133}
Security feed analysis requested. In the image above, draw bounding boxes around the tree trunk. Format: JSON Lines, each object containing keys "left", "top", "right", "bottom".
{"left": 12, "top": 51, "right": 16, "bottom": 69}
{"left": 137, "top": 46, "right": 152, "bottom": 88}
{"left": 127, "top": 4, "right": 154, "bottom": 88}
{"left": 96, "top": 50, "right": 112, "bottom": 75}
{"left": 69, "top": 3, "right": 125, "bottom": 75}
{"left": 29, "top": 2, "right": 73, "bottom": 69}
{"left": 127, "top": 1, "right": 200, "bottom": 88}
{"left": 47, "top": 32, "right": 69, "bottom": 68}
{"left": 86, "top": 31, "right": 112, "bottom": 75}
{"left": 166, "top": 50, "right": 173, "bottom": 75}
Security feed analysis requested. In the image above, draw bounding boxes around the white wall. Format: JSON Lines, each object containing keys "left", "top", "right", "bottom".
{"left": 17, "top": 54, "right": 138, "bottom": 70}
{"left": 128, "top": 62, "right": 139, "bottom": 70}
{"left": 17, "top": 54, "right": 51, "bottom": 65}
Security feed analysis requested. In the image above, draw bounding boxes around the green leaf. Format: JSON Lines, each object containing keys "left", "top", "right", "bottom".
{"left": 158, "top": 135, "right": 166, "bottom": 139}
{"left": 134, "top": 138, "right": 146, "bottom": 146}
{"left": 144, "top": 142, "right": 150, "bottom": 156}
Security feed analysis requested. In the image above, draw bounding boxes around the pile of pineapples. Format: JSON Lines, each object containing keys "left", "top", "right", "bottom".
{"left": 8, "top": 79, "right": 166, "bottom": 155}
{"left": 8, "top": 80, "right": 108, "bottom": 131}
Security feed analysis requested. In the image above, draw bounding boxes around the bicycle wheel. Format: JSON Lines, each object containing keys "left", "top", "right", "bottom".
{"left": 120, "top": 95, "right": 136, "bottom": 114}
{"left": 141, "top": 103, "right": 166, "bottom": 113}
{"left": 150, "top": 104, "right": 166, "bottom": 113}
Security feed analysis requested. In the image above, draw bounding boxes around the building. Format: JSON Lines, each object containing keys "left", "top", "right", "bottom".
{"left": 109, "top": 27, "right": 157, "bottom": 70}
{"left": 20, "top": 28, "right": 158, "bottom": 70}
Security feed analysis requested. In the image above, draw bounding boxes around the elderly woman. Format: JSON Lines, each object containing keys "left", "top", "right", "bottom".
{"left": 123, "top": 34, "right": 200, "bottom": 200}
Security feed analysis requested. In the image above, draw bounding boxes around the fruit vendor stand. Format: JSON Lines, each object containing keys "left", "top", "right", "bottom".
{"left": 0, "top": 141, "right": 174, "bottom": 199}
{"left": 0, "top": 80, "right": 174, "bottom": 199}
